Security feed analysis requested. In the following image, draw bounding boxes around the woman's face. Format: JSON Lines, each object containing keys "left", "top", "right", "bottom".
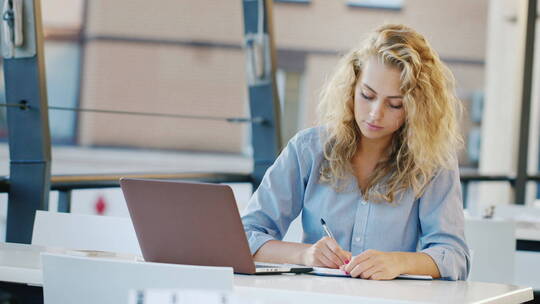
{"left": 354, "top": 56, "right": 406, "bottom": 145}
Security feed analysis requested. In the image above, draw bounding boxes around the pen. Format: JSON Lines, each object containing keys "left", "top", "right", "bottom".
{"left": 320, "top": 218, "right": 335, "bottom": 239}
{"left": 321, "top": 218, "right": 350, "bottom": 268}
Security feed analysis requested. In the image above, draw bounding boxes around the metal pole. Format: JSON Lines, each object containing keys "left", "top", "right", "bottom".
{"left": 461, "top": 181, "right": 469, "bottom": 208}
{"left": 3, "top": 0, "right": 51, "bottom": 243}
{"left": 515, "top": 0, "right": 537, "bottom": 205}
{"left": 57, "top": 190, "right": 71, "bottom": 213}
{"left": 241, "top": 0, "right": 282, "bottom": 189}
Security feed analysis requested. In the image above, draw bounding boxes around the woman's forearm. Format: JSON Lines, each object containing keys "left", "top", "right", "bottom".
{"left": 255, "top": 241, "right": 441, "bottom": 278}
{"left": 396, "top": 252, "right": 441, "bottom": 278}
{"left": 253, "top": 240, "right": 311, "bottom": 265}
{"left": 255, "top": 239, "right": 352, "bottom": 268}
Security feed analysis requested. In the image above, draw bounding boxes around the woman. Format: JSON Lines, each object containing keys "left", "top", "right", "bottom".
{"left": 241, "top": 24, "right": 470, "bottom": 281}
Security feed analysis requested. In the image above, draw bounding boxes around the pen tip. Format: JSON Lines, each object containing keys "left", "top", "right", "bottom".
{"left": 320, "top": 218, "right": 325, "bottom": 225}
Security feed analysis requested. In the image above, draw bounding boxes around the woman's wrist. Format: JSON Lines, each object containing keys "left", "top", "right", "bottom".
{"left": 295, "top": 244, "right": 310, "bottom": 265}
{"left": 254, "top": 240, "right": 312, "bottom": 265}
{"left": 391, "top": 252, "right": 440, "bottom": 278}
{"left": 393, "top": 252, "right": 409, "bottom": 274}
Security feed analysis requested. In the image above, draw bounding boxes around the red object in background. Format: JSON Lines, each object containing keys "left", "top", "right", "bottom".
{"left": 95, "top": 195, "right": 107, "bottom": 215}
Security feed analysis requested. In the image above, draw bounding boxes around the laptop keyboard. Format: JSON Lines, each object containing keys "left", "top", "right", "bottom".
{"left": 255, "top": 263, "right": 282, "bottom": 268}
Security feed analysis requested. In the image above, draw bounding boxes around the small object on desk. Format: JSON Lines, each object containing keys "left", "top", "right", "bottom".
{"left": 483, "top": 205, "right": 495, "bottom": 219}
{"left": 395, "top": 274, "right": 433, "bottom": 280}
{"left": 66, "top": 249, "right": 117, "bottom": 258}
{"left": 65, "top": 249, "right": 142, "bottom": 261}
{"left": 309, "top": 267, "right": 433, "bottom": 280}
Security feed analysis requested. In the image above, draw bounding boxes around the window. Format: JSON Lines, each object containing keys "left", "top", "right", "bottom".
{"left": 45, "top": 41, "right": 81, "bottom": 143}
{"left": 277, "top": 69, "right": 305, "bottom": 146}
{"left": 274, "top": 0, "right": 310, "bottom": 4}
{"left": 347, "top": 0, "right": 404, "bottom": 10}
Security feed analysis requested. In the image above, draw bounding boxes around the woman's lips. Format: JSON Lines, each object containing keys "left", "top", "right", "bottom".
{"left": 365, "top": 122, "right": 383, "bottom": 131}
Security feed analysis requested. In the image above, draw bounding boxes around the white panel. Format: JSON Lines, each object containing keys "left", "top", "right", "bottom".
{"left": 32, "top": 211, "right": 141, "bottom": 256}
{"left": 41, "top": 253, "right": 233, "bottom": 304}
{"left": 465, "top": 218, "right": 515, "bottom": 284}
{"left": 515, "top": 251, "right": 540, "bottom": 289}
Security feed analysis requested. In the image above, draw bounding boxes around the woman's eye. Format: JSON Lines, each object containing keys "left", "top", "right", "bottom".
{"left": 389, "top": 104, "right": 403, "bottom": 109}
{"left": 361, "top": 92, "right": 374, "bottom": 100}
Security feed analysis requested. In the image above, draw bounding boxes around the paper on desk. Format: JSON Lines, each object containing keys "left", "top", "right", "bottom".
{"left": 310, "top": 267, "right": 432, "bottom": 280}
{"left": 65, "top": 249, "right": 143, "bottom": 261}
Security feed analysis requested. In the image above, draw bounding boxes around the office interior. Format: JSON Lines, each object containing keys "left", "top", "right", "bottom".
{"left": 0, "top": 0, "right": 539, "bottom": 303}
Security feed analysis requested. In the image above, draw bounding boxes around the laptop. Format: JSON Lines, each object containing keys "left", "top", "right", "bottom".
{"left": 120, "top": 178, "right": 313, "bottom": 275}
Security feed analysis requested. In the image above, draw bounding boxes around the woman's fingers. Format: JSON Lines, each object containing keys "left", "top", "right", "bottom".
{"left": 324, "top": 238, "right": 351, "bottom": 265}
{"left": 319, "top": 247, "right": 342, "bottom": 268}
{"left": 304, "top": 237, "right": 352, "bottom": 268}
{"left": 315, "top": 251, "right": 338, "bottom": 268}
{"left": 343, "top": 250, "right": 353, "bottom": 262}
{"left": 344, "top": 250, "right": 401, "bottom": 280}
{"left": 349, "top": 258, "right": 376, "bottom": 278}
{"left": 322, "top": 244, "right": 346, "bottom": 266}
{"left": 344, "top": 250, "right": 373, "bottom": 273}
{"left": 370, "top": 272, "right": 389, "bottom": 280}
{"left": 359, "top": 264, "right": 380, "bottom": 279}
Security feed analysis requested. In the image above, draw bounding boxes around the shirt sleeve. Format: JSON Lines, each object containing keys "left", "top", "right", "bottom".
{"left": 418, "top": 163, "right": 471, "bottom": 281}
{"left": 241, "top": 131, "right": 311, "bottom": 255}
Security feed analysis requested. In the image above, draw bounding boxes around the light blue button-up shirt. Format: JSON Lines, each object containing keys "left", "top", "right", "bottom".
{"left": 241, "top": 127, "right": 470, "bottom": 280}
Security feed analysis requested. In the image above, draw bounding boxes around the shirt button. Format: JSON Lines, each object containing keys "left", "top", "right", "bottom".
{"left": 355, "top": 237, "right": 361, "bottom": 242}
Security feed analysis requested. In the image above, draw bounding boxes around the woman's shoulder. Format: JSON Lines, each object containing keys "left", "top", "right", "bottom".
{"left": 290, "top": 126, "right": 327, "bottom": 152}
{"left": 422, "top": 159, "right": 461, "bottom": 194}
{"left": 293, "top": 126, "right": 327, "bottom": 143}
{"left": 432, "top": 158, "right": 460, "bottom": 180}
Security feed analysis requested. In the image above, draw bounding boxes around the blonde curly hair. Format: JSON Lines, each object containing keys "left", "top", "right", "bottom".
{"left": 318, "top": 24, "right": 463, "bottom": 202}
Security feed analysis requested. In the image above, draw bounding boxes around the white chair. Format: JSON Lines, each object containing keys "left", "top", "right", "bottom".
{"left": 41, "top": 253, "right": 233, "bottom": 304}
{"left": 464, "top": 218, "right": 515, "bottom": 284}
{"left": 32, "top": 210, "right": 141, "bottom": 256}
{"left": 493, "top": 204, "right": 540, "bottom": 219}
{"left": 492, "top": 204, "right": 540, "bottom": 289}
{"left": 282, "top": 214, "right": 304, "bottom": 243}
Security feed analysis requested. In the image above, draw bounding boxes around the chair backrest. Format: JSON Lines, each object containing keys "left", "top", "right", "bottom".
{"left": 464, "top": 218, "right": 515, "bottom": 284}
{"left": 493, "top": 204, "right": 540, "bottom": 219}
{"left": 41, "top": 253, "right": 233, "bottom": 304}
{"left": 492, "top": 204, "right": 540, "bottom": 288}
{"left": 32, "top": 211, "right": 141, "bottom": 256}
{"left": 282, "top": 214, "right": 303, "bottom": 242}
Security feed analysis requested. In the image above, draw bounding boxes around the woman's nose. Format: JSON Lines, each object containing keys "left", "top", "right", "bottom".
{"left": 369, "top": 101, "right": 383, "bottom": 120}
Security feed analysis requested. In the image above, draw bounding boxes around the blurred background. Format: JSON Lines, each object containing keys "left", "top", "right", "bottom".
{"left": 2, "top": 0, "right": 538, "bottom": 217}
{"left": 3, "top": 0, "right": 493, "bottom": 216}
{"left": 2, "top": 0, "right": 540, "bottom": 295}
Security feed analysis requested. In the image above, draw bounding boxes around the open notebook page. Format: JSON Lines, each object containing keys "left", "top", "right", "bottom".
{"left": 310, "top": 267, "right": 432, "bottom": 280}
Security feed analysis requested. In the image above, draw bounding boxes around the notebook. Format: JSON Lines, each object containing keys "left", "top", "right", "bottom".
{"left": 310, "top": 267, "right": 433, "bottom": 280}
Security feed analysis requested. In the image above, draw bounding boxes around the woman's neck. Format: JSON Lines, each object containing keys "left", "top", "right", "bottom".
{"left": 356, "top": 134, "right": 392, "bottom": 160}
{"left": 351, "top": 135, "right": 393, "bottom": 193}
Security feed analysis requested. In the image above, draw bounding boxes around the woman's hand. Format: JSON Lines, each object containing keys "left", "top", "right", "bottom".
{"left": 341, "top": 249, "right": 403, "bottom": 280}
{"left": 301, "top": 237, "right": 352, "bottom": 268}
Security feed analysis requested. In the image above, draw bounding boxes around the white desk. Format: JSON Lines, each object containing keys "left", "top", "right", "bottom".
{"left": 0, "top": 242, "right": 58, "bottom": 285}
{"left": 235, "top": 274, "right": 533, "bottom": 304}
{"left": 492, "top": 205, "right": 540, "bottom": 242}
{"left": 0, "top": 242, "right": 534, "bottom": 304}
{"left": 516, "top": 221, "right": 540, "bottom": 242}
